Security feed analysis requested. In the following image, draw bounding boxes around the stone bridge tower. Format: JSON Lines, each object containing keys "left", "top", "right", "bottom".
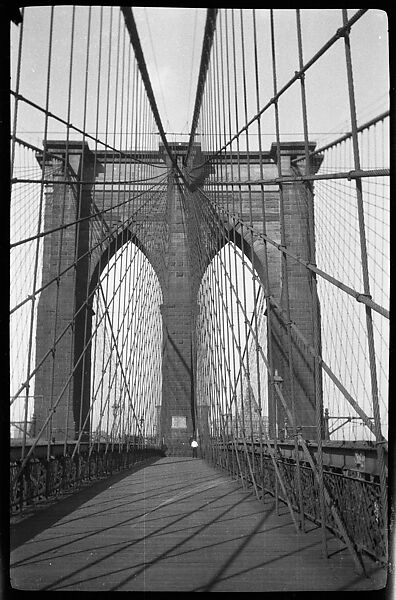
{"left": 33, "top": 139, "right": 323, "bottom": 454}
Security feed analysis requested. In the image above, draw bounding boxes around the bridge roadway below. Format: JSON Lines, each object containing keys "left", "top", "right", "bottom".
{"left": 10, "top": 456, "right": 386, "bottom": 592}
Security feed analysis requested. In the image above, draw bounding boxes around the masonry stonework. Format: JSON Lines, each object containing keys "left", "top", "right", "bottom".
{"left": 34, "top": 140, "right": 323, "bottom": 453}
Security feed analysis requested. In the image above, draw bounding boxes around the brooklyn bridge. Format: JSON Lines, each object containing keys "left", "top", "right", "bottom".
{"left": 9, "top": 7, "right": 389, "bottom": 592}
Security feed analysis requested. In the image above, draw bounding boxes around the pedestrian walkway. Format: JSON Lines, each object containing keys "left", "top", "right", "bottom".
{"left": 10, "top": 457, "right": 386, "bottom": 592}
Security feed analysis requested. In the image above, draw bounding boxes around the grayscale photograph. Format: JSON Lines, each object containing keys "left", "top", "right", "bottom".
{"left": 9, "top": 6, "right": 390, "bottom": 593}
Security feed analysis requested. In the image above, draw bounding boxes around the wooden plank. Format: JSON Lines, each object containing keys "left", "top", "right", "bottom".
{"left": 10, "top": 457, "right": 386, "bottom": 592}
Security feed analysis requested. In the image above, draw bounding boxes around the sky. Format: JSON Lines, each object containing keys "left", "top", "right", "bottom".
{"left": 10, "top": 8, "right": 389, "bottom": 148}
{"left": 133, "top": 7, "right": 207, "bottom": 138}
{"left": 133, "top": 8, "right": 389, "bottom": 145}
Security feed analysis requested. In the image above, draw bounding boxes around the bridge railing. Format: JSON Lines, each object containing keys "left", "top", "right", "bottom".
{"left": 206, "top": 439, "right": 386, "bottom": 564}
{"left": 10, "top": 444, "right": 164, "bottom": 515}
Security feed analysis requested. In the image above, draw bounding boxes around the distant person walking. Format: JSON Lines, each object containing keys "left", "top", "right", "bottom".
{"left": 191, "top": 438, "right": 198, "bottom": 458}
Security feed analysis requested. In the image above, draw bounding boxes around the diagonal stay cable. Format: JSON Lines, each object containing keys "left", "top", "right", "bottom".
{"left": 10, "top": 174, "right": 168, "bottom": 249}
{"left": 197, "top": 186, "right": 389, "bottom": 319}
{"left": 185, "top": 180, "right": 379, "bottom": 439}
{"left": 71, "top": 285, "right": 143, "bottom": 457}
{"left": 10, "top": 190, "right": 167, "bottom": 403}
{"left": 10, "top": 186, "right": 167, "bottom": 316}
{"left": 10, "top": 91, "right": 166, "bottom": 169}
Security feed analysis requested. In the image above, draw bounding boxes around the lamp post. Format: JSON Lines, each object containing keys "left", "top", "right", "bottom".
{"left": 112, "top": 402, "right": 119, "bottom": 444}
{"left": 273, "top": 370, "right": 283, "bottom": 439}
{"left": 140, "top": 416, "right": 145, "bottom": 448}
{"left": 221, "top": 412, "right": 232, "bottom": 440}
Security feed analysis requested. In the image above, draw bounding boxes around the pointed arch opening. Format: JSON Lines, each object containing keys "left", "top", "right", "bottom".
{"left": 88, "top": 240, "right": 163, "bottom": 446}
{"left": 194, "top": 240, "right": 269, "bottom": 452}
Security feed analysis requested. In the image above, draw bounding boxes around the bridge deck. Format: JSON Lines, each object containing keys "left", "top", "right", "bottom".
{"left": 10, "top": 457, "right": 386, "bottom": 592}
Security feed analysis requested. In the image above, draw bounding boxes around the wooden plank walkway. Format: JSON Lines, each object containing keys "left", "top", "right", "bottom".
{"left": 10, "top": 456, "right": 387, "bottom": 592}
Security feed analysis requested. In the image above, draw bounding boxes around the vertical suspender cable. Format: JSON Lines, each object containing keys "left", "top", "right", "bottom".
{"left": 11, "top": 8, "right": 25, "bottom": 179}
{"left": 63, "top": 5, "right": 77, "bottom": 456}
{"left": 22, "top": 6, "right": 54, "bottom": 462}
{"left": 295, "top": 7, "right": 325, "bottom": 542}
{"left": 341, "top": 8, "right": 387, "bottom": 553}
{"left": 252, "top": 8, "right": 276, "bottom": 502}
{"left": 269, "top": 9, "right": 306, "bottom": 532}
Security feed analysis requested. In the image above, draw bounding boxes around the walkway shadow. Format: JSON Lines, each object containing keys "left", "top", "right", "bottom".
{"left": 10, "top": 456, "right": 162, "bottom": 550}
{"left": 37, "top": 486, "right": 252, "bottom": 590}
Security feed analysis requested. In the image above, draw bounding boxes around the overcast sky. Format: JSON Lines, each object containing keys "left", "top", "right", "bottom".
{"left": 11, "top": 8, "right": 389, "bottom": 148}
{"left": 133, "top": 8, "right": 389, "bottom": 144}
